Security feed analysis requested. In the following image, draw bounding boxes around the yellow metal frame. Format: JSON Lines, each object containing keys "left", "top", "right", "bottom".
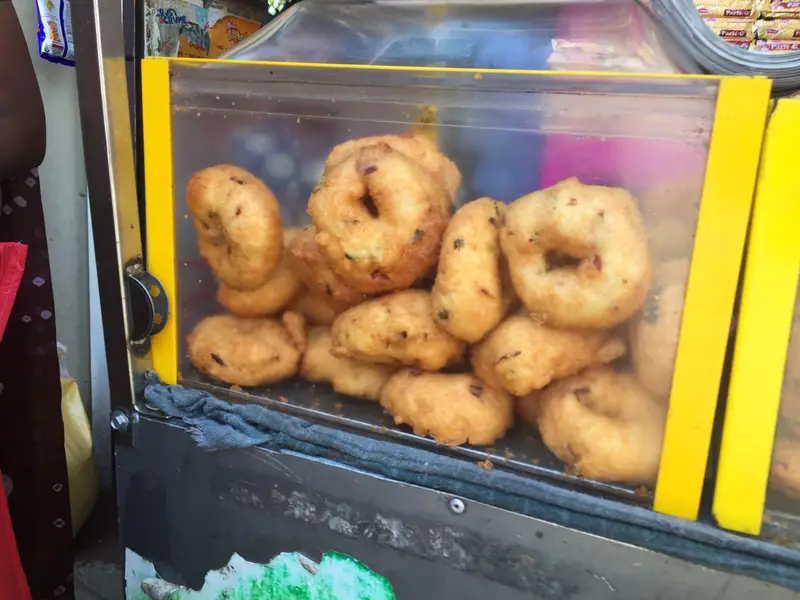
{"left": 143, "top": 58, "right": 178, "bottom": 385}
{"left": 653, "top": 78, "right": 772, "bottom": 520}
{"left": 712, "top": 99, "right": 800, "bottom": 535}
{"left": 151, "top": 56, "right": 735, "bottom": 79}
{"left": 142, "top": 59, "right": 772, "bottom": 521}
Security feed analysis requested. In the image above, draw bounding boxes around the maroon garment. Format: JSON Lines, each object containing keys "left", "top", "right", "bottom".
{"left": 0, "top": 172, "right": 74, "bottom": 599}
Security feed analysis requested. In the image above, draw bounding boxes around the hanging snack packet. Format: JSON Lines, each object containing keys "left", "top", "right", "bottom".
{"left": 207, "top": 1, "right": 261, "bottom": 58}
{"left": 751, "top": 38, "right": 800, "bottom": 49}
{"left": 758, "top": 0, "right": 800, "bottom": 17}
{"left": 756, "top": 18, "right": 800, "bottom": 38}
{"left": 703, "top": 17, "right": 757, "bottom": 41}
{"left": 695, "top": 0, "right": 759, "bottom": 18}
{"left": 36, "top": 0, "right": 74, "bottom": 66}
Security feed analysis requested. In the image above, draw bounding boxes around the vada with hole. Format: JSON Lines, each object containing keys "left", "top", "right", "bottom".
{"left": 532, "top": 366, "right": 666, "bottom": 484}
{"left": 309, "top": 144, "right": 449, "bottom": 294}
{"left": 325, "top": 133, "right": 461, "bottom": 207}
{"left": 500, "top": 178, "right": 651, "bottom": 329}
{"left": 187, "top": 164, "right": 283, "bottom": 290}
{"left": 432, "top": 198, "right": 512, "bottom": 342}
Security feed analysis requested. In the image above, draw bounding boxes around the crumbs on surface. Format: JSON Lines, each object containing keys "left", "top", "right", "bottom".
{"left": 477, "top": 459, "right": 494, "bottom": 470}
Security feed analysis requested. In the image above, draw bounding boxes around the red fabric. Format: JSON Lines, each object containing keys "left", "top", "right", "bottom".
{"left": 0, "top": 245, "right": 32, "bottom": 595}
{"left": 0, "top": 242, "right": 27, "bottom": 342}
{"left": 0, "top": 470, "right": 32, "bottom": 600}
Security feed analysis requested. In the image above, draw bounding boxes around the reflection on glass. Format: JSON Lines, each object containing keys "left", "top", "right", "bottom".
{"left": 168, "top": 65, "right": 712, "bottom": 502}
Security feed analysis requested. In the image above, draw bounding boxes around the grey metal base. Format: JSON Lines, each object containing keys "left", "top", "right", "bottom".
{"left": 117, "top": 417, "right": 796, "bottom": 599}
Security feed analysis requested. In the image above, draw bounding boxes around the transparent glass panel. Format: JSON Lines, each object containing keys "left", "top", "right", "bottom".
{"left": 765, "top": 279, "right": 800, "bottom": 542}
{"left": 169, "top": 62, "right": 715, "bottom": 504}
{"left": 224, "top": 0, "right": 696, "bottom": 74}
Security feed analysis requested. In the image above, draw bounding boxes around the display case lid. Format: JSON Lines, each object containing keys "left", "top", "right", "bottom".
{"left": 227, "top": 0, "right": 800, "bottom": 93}
{"left": 222, "top": 0, "right": 697, "bottom": 73}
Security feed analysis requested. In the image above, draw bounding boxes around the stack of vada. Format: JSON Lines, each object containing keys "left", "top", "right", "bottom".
{"left": 184, "top": 133, "right": 690, "bottom": 487}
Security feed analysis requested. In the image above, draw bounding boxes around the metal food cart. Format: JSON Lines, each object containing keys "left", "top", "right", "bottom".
{"left": 71, "top": 0, "right": 800, "bottom": 597}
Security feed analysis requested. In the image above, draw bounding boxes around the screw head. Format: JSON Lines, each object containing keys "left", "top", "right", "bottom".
{"left": 449, "top": 498, "right": 465, "bottom": 514}
{"left": 110, "top": 410, "right": 130, "bottom": 432}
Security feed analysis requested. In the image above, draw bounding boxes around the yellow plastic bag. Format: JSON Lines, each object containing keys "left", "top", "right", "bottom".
{"left": 59, "top": 344, "right": 99, "bottom": 536}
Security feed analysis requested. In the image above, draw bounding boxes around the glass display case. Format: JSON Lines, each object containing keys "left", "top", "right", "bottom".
{"left": 713, "top": 99, "right": 800, "bottom": 540}
{"left": 69, "top": 0, "right": 800, "bottom": 592}
{"left": 143, "top": 14, "right": 771, "bottom": 523}
{"left": 224, "top": 0, "right": 692, "bottom": 73}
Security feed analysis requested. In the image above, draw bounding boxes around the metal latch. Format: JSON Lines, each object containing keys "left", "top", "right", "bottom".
{"left": 126, "top": 263, "right": 169, "bottom": 356}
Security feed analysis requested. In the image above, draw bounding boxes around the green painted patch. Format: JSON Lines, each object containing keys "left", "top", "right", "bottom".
{"left": 129, "top": 548, "right": 395, "bottom": 600}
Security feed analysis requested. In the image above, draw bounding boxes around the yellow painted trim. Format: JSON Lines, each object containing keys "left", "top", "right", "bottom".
{"left": 653, "top": 78, "right": 772, "bottom": 520}
{"left": 142, "top": 59, "right": 179, "bottom": 385}
{"left": 145, "top": 55, "right": 752, "bottom": 82}
{"left": 712, "top": 99, "right": 800, "bottom": 535}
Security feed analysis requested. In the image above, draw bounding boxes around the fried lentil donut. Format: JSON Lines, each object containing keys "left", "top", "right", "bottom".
{"left": 330, "top": 290, "right": 465, "bottom": 371}
{"left": 779, "top": 316, "right": 800, "bottom": 428}
{"left": 187, "top": 165, "right": 283, "bottom": 290}
{"left": 300, "top": 326, "right": 395, "bottom": 401}
{"left": 432, "top": 198, "right": 512, "bottom": 342}
{"left": 640, "top": 179, "right": 701, "bottom": 262}
{"left": 770, "top": 437, "right": 800, "bottom": 498}
{"left": 325, "top": 133, "right": 461, "bottom": 208}
{"left": 281, "top": 310, "right": 308, "bottom": 353}
{"left": 187, "top": 314, "right": 301, "bottom": 386}
{"left": 516, "top": 393, "right": 541, "bottom": 429}
{"left": 471, "top": 313, "right": 626, "bottom": 396}
{"left": 380, "top": 370, "right": 514, "bottom": 446}
{"left": 309, "top": 144, "right": 449, "bottom": 294}
{"left": 300, "top": 326, "right": 342, "bottom": 383}
{"left": 778, "top": 400, "right": 800, "bottom": 439}
{"left": 287, "top": 287, "right": 352, "bottom": 326}
{"left": 217, "top": 261, "right": 300, "bottom": 317}
{"left": 535, "top": 367, "right": 667, "bottom": 484}
{"left": 286, "top": 225, "right": 364, "bottom": 305}
{"left": 217, "top": 228, "right": 304, "bottom": 317}
{"left": 500, "top": 178, "right": 651, "bottom": 329}
{"left": 646, "top": 218, "right": 696, "bottom": 263}
{"left": 334, "top": 360, "right": 396, "bottom": 401}
{"left": 629, "top": 259, "right": 690, "bottom": 401}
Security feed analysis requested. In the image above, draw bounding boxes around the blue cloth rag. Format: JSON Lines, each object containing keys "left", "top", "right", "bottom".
{"left": 144, "top": 373, "right": 800, "bottom": 591}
